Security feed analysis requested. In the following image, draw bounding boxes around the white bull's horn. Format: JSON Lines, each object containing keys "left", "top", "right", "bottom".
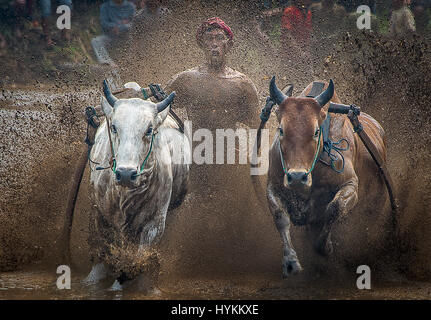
{"left": 156, "top": 91, "right": 176, "bottom": 113}
{"left": 103, "top": 79, "right": 118, "bottom": 107}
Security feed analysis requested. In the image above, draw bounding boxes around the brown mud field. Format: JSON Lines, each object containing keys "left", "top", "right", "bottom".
{"left": 1, "top": 1, "right": 431, "bottom": 299}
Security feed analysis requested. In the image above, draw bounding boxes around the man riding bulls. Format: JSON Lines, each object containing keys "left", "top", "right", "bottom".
{"left": 165, "top": 16, "right": 259, "bottom": 167}
{"left": 161, "top": 18, "right": 271, "bottom": 276}
{"left": 165, "top": 17, "right": 259, "bottom": 132}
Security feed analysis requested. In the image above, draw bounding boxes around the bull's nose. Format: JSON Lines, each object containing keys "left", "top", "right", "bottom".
{"left": 286, "top": 170, "right": 309, "bottom": 186}
{"left": 115, "top": 167, "right": 138, "bottom": 185}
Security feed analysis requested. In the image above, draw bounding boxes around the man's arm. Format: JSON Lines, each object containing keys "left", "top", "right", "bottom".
{"left": 164, "top": 72, "right": 189, "bottom": 121}
{"left": 237, "top": 77, "right": 260, "bottom": 128}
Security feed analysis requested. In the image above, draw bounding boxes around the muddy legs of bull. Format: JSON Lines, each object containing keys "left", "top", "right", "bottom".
{"left": 82, "top": 262, "right": 109, "bottom": 285}
{"left": 109, "top": 269, "right": 160, "bottom": 294}
{"left": 308, "top": 223, "right": 334, "bottom": 257}
{"left": 310, "top": 179, "right": 359, "bottom": 257}
{"left": 267, "top": 187, "right": 303, "bottom": 277}
{"left": 276, "top": 212, "right": 303, "bottom": 277}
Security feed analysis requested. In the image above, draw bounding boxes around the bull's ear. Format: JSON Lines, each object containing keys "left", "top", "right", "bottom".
{"left": 319, "top": 108, "right": 327, "bottom": 123}
{"left": 284, "top": 84, "right": 294, "bottom": 97}
{"left": 101, "top": 96, "right": 113, "bottom": 117}
{"left": 274, "top": 105, "right": 282, "bottom": 122}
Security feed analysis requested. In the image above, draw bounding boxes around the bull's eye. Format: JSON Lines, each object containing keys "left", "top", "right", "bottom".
{"left": 145, "top": 126, "right": 153, "bottom": 136}
{"left": 314, "top": 128, "right": 320, "bottom": 138}
{"left": 111, "top": 125, "right": 117, "bottom": 134}
{"left": 279, "top": 127, "right": 284, "bottom": 137}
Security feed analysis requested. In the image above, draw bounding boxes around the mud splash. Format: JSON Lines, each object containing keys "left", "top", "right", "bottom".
{"left": 320, "top": 31, "right": 431, "bottom": 279}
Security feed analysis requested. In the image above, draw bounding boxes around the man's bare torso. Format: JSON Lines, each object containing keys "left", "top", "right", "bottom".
{"left": 165, "top": 65, "right": 259, "bottom": 129}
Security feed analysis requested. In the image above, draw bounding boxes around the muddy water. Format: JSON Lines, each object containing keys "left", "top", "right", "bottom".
{"left": 2, "top": 269, "right": 431, "bottom": 299}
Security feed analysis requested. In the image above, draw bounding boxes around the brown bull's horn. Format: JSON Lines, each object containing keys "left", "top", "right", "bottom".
{"left": 103, "top": 79, "right": 118, "bottom": 107}
{"left": 315, "top": 79, "right": 334, "bottom": 107}
{"left": 269, "top": 76, "right": 288, "bottom": 105}
{"left": 156, "top": 91, "right": 176, "bottom": 113}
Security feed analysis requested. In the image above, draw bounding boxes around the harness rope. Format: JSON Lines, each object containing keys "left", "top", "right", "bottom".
{"left": 305, "top": 82, "right": 349, "bottom": 174}
{"left": 86, "top": 115, "right": 155, "bottom": 175}
{"left": 318, "top": 113, "right": 350, "bottom": 173}
{"left": 105, "top": 116, "right": 117, "bottom": 172}
{"left": 137, "top": 133, "right": 154, "bottom": 176}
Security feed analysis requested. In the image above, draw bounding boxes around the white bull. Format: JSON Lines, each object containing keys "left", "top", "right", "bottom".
{"left": 84, "top": 81, "right": 190, "bottom": 290}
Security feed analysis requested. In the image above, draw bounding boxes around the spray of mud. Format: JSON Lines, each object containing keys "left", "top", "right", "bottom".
{"left": 319, "top": 31, "right": 431, "bottom": 279}
{"left": 1, "top": 0, "right": 431, "bottom": 292}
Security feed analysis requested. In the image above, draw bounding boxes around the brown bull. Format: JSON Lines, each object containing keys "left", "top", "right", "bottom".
{"left": 266, "top": 77, "right": 389, "bottom": 276}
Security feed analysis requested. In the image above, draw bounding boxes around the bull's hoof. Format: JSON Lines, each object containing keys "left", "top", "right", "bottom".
{"left": 282, "top": 256, "right": 303, "bottom": 278}
{"left": 82, "top": 263, "right": 108, "bottom": 285}
{"left": 109, "top": 279, "right": 123, "bottom": 291}
{"left": 148, "top": 287, "right": 162, "bottom": 297}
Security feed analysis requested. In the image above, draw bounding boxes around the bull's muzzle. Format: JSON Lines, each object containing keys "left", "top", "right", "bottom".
{"left": 285, "top": 169, "right": 311, "bottom": 188}
{"left": 115, "top": 167, "right": 138, "bottom": 186}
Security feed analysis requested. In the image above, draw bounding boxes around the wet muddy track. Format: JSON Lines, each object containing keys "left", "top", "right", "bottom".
{"left": 2, "top": 269, "right": 431, "bottom": 299}
{"left": 1, "top": 1, "right": 431, "bottom": 299}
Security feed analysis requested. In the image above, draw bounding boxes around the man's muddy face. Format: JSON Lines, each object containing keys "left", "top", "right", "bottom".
{"left": 200, "top": 28, "right": 231, "bottom": 66}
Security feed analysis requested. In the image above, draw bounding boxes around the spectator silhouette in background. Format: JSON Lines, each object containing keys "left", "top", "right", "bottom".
{"left": 161, "top": 18, "right": 264, "bottom": 277}
{"left": 389, "top": 0, "right": 416, "bottom": 36}
{"left": 309, "top": 0, "right": 346, "bottom": 70}
{"left": 412, "top": 0, "right": 430, "bottom": 35}
{"left": 91, "top": 0, "right": 136, "bottom": 67}
{"left": 133, "top": 0, "right": 170, "bottom": 29}
{"left": 138, "top": 0, "right": 169, "bottom": 19}
{"left": 11, "top": 0, "right": 72, "bottom": 46}
{"left": 310, "top": 0, "right": 346, "bottom": 37}
{"left": 281, "top": 0, "right": 313, "bottom": 61}
{"left": 39, "top": 0, "right": 73, "bottom": 46}
{"left": 11, "top": 0, "right": 33, "bottom": 39}
{"left": 280, "top": 0, "right": 314, "bottom": 84}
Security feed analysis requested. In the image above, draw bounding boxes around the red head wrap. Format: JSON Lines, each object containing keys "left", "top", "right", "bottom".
{"left": 196, "top": 17, "right": 234, "bottom": 43}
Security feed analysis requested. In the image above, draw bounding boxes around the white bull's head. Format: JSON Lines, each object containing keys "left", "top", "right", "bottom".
{"left": 101, "top": 80, "right": 175, "bottom": 188}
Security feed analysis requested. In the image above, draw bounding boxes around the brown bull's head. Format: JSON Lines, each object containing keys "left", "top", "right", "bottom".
{"left": 269, "top": 76, "right": 334, "bottom": 191}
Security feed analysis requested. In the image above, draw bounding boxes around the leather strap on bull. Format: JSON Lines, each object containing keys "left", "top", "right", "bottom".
{"left": 306, "top": 81, "right": 350, "bottom": 174}
{"left": 328, "top": 102, "right": 399, "bottom": 214}
{"left": 148, "top": 83, "right": 185, "bottom": 133}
